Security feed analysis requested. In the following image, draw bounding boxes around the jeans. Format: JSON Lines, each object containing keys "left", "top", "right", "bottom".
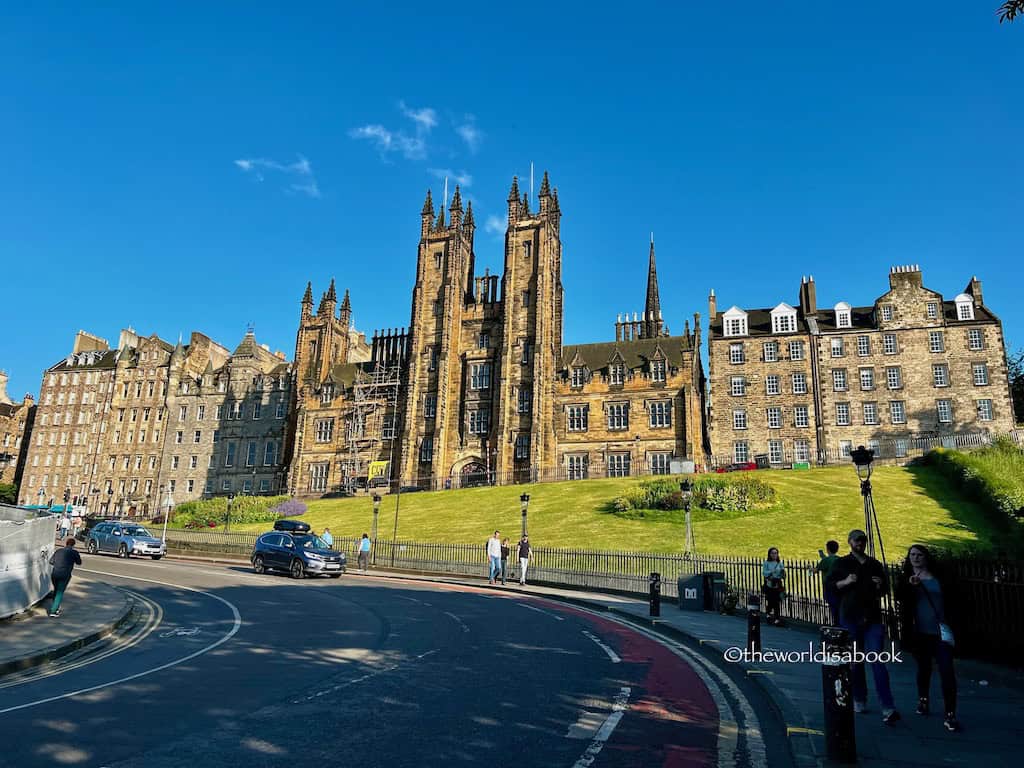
{"left": 912, "top": 632, "right": 957, "bottom": 714}
{"left": 841, "top": 620, "right": 895, "bottom": 710}
{"left": 358, "top": 551, "right": 369, "bottom": 571}
{"left": 489, "top": 556, "right": 501, "bottom": 581}
{"left": 520, "top": 557, "right": 529, "bottom": 584}
{"left": 51, "top": 574, "right": 71, "bottom": 614}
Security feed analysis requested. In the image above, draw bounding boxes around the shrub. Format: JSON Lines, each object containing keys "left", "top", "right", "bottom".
{"left": 926, "top": 440, "right": 1024, "bottom": 524}
{"left": 611, "top": 496, "right": 631, "bottom": 513}
{"left": 692, "top": 475, "right": 776, "bottom": 513}
{"left": 658, "top": 491, "right": 687, "bottom": 511}
{"left": 271, "top": 499, "right": 307, "bottom": 517}
{"left": 173, "top": 495, "right": 291, "bottom": 528}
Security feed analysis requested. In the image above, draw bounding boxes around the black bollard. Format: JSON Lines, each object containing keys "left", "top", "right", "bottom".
{"left": 746, "top": 593, "right": 761, "bottom": 653}
{"left": 649, "top": 572, "right": 661, "bottom": 617}
{"left": 821, "top": 626, "right": 857, "bottom": 763}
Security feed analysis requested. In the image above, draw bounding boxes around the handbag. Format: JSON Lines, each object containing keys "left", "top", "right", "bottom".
{"left": 918, "top": 577, "right": 954, "bottom": 647}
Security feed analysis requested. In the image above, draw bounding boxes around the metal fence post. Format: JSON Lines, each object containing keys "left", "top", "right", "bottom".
{"left": 746, "top": 593, "right": 761, "bottom": 653}
{"left": 821, "top": 626, "right": 856, "bottom": 763}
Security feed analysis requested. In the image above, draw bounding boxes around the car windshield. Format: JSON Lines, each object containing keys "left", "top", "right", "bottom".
{"left": 294, "top": 535, "right": 329, "bottom": 550}
{"left": 123, "top": 526, "right": 152, "bottom": 537}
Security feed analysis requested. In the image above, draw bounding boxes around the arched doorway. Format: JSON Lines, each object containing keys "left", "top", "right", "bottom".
{"left": 460, "top": 461, "right": 488, "bottom": 488}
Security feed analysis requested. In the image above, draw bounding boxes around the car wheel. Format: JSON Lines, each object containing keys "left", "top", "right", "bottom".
{"left": 118, "top": 544, "right": 130, "bottom": 559}
{"left": 253, "top": 555, "right": 265, "bottom": 575}
{"left": 151, "top": 555, "right": 162, "bottom": 560}
{"left": 290, "top": 559, "right": 305, "bottom": 579}
{"left": 87, "top": 540, "right": 98, "bottom": 555}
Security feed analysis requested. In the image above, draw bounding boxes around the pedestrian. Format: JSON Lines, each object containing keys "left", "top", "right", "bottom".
{"left": 58, "top": 513, "right": 71, "bottom": 540}
{"left": 895, "top": 544, "right": 960, "bottom": 732}
{"left": 762, "top": 547, "right": 786, "bottom": 626}
{"left": 827, "top": 529, "right": 900, "bottom": 725}
{"left": 486, "top": 530, "right": 502, "bottom": 585}
{"left": 49, "top": 538, "right": 82, "bottom": 618}
{"left": 518, "top": 534, "right": 532, "bottom": 586}
{"left": 812, "top": 540, "right": 841, "bottom": 624}
{"left": 500, "top": 537, "right": 510, "bottom": 585}
{"left": 357, "top": 533, "right": 371, "bottom": 572}
{"left": 321, "top": 527, "right": 334, "bottom": 548}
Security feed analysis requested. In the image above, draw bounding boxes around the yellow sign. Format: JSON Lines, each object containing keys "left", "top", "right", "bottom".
{"left": 368, "top": 461, "right": 389, "bottom": 480}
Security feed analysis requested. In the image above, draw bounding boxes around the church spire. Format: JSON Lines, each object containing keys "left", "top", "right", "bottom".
{"left": 644, "top": 236, "right": 664, "bottom": 338}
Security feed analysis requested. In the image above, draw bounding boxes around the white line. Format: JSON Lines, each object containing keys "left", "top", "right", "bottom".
{"left": 443, "top": 611, "right": 470, "bottom": 633}
{"left": 582, "top": 630, "right": 621, "bottom": 663}
{"left": 571, "top": 686, "right": 630, "bottom": 768}
{"left": 293, "top": 648, "right": 439, "bottom": 703}
{"left": 0, "top": 569, "right": 242, "bottom": 715}
{"left": 517, "top": 602, "right": 565, "bottom": 621}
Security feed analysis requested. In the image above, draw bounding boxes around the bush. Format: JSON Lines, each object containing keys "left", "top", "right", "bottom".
{"left": 173, "top": 495, "right": 291, "bottom": 528}
{"left": 658, "top": 491, "right": 687, "bottom": 511}
{"left": 610, "top": 496, "right": 631, "bottom": 513}
{"left": 926, "top": 439, "right": 1024, "bottom": 524}
{"left": 609, "top": 474, "right": 776, "bottom": 515}
{"left": 271, "top": 499, "right": 307, "bottom": 517}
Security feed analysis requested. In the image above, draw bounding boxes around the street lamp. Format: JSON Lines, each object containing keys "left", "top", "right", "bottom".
{"left": 371, "top": 493, "right": 381, "bottom": 564}
{"left": 850, "top": 445, "right": 879, "bottom": 559}
{"left": 225, "top": 493, "right": 235, "bottom": 532}
{"left": 680, "top": 479, "right": 695, "bottom": 556}
{"left": 520, "top": 493, "right": 530, "bottom": 538}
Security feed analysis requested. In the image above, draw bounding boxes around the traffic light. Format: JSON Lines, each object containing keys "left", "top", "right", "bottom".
{"left": 63, "top": 489, "right": 70, "bottom": 503}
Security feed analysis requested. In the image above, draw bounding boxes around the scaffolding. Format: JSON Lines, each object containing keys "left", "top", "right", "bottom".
{"left": 339, "top": 362, "right": 402, "bottom": 492}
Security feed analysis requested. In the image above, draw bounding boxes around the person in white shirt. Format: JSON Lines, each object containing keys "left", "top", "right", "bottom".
{"left": 486, "top": 531, "right": 502, "bottom": 585}
{"left": 518, "top": 535, "right": 532, "bottom": 586}
{"left": 58, "top": 515, "right": 71, "bottom": 540}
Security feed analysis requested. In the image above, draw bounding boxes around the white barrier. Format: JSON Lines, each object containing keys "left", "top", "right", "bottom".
{"left": 0, "top": 505, "right": 55, "bottom": 619}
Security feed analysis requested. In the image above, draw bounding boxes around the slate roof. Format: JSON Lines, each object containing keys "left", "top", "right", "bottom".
{"left": 708, "top": 309, "right": 812, "bottom": 338}
{"left": 560, "top": 334, "right": 694, "bottom": 373}
{"left": 47, "top": 349, "right": 119, "bottom": 372}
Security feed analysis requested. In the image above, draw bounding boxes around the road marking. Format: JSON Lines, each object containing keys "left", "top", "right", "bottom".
{"left": 443, "top": 611, "right": 470, "bottom": 633}
{"left": 159, "top": 626, "right": 201, "bottom": 638}
{"left": 570, "top": 686, "right": 630, "bottom": 768}
{"left": 395, "top": 595, "right": 432, "bottom": 607}
{"left": 787, "top": 726, "right": 824, "bottom": 736}
{"left": 581, "top": 630, "right": 621, "bottom": 663}
{"left": 293, "top": 648, "right": 439, "bottom": 703}
{"left": 517, "top": 602, "right": 565, "bottom": 621}
{"left": 0, "top": 569, "right": 242, "bottom": 716}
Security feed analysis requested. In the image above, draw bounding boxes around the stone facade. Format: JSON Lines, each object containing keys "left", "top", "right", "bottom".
{"left": 0, "top": 371, "right": 36, "bottom": 490}
{"left": 707, "top": 266, "right": 1017, "bottom": 465}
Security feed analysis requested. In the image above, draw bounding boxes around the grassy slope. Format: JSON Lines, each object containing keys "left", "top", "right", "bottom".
{"left": 215, "top": 464, "right": 997, "bottom": 557}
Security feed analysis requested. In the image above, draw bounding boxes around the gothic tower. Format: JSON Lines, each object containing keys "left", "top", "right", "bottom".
{"left": 293, "top": 279, "right": 352, "bottom": 388}
{"left": 643, "top": 236, "right": 667, "bottom": 338}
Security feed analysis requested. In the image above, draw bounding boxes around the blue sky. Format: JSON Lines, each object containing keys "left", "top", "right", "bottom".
{"left": 2, "top": 2, "right": 1022, "bottom": 398}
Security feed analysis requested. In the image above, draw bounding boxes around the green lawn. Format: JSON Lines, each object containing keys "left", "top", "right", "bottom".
{"left": 209, "top": 464, "right": 1000, "bottom": 558}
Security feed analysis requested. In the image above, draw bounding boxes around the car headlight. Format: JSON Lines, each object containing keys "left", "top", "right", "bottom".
{"left": 306, "top": 552, "right": 323, "bottom": 561}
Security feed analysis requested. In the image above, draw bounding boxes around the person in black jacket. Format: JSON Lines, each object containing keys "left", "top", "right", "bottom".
{"left": 895, "top": 544, "right": 960, "bottom": 732}
{"left": 827, "top": 529, "right": 900, "bottom": 725}
{"left": 49, "top": 537, "right": 83, "bottom": 617}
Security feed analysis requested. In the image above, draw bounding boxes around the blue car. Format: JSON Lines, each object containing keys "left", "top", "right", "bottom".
{"left": 86, "top": 521, "right": 167, "bottom": 560}
{"left": 251, "top": 531, "right": 346, "bottom": 579}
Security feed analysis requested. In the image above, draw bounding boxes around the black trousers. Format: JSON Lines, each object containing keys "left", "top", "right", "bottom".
{"left": 912, "top": 632, "right": 957, "bottom": 715}
{"left": 764, "top": 585, "right": 783, "bottom": 619}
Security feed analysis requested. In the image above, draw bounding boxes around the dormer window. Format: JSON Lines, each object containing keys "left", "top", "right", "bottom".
{"left": 880, "top": 305, "right": 893, "bottom": 322}
{"left": 321, "top": 384, "right": 334, "bottom": 404}
{"left": 651, "top": 359, "right": 666, "bottom": 382}
{"left": 770, "top": 303, "right": 797, "bottom": 334}
{"left": 571, "top": 366, "right": 587, "bottom": 388}
{"left": 722, "top": 307, "right": 748, "bottom": 337}
{"left": 609, "top": 363, "right": 625, "bottom": 385}
{"left": 834, "top": 302, "right": 852, "bottom": 329}
{"left": 954, "top": 294, "right": 974, "bottom": 321}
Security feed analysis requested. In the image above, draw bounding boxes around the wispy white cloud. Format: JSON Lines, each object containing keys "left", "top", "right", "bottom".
{"left": 455, "top": 116, "right": 482, "bottom": 153}
{"left": 399, "top": 100, "right": 438, "bottom": 131}
{"left": 234, "top": 154, "right": 320, "bottom": 198}
{"left": 428, "top": 168, "right": 473, "bottom": 187}
{"left": 348, "top": 124, "right": 426, "bottom": 160}
{"left": 484, "top": 215, "right": 504, "bottom": 236}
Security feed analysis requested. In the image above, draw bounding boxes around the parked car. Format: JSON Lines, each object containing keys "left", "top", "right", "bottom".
{"left": 251, "top": 531, "right": 346, "bottom": 579}
{"left": 714, "top": 462, "right": 758, "bottom": 474}
{"left": 86, "top": 521, "right": 167, "bottom": 559}
{"left": 273, "top": 519, "right": 311, "bottom": 533}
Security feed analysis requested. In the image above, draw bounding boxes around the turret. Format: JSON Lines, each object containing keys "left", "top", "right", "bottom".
{"left": 340, "top": 289, "right": 352, "bottom": 327}
{"left": 449, "top": 185, "right": 463, "bottom": 228}
{"left": 318, "top": 278, "right": 338, "bottom": 317}
{"left": 421, "top": 190, "right": 434, "bottom": 237}
{"left": 301, "top": 281, "right": 314, "bottom": 320}
{"left": 507, "top": 176, "right": 520, "bottom": 222}
{"left": 538, "top": 171, "right": 552, "bottom": 214}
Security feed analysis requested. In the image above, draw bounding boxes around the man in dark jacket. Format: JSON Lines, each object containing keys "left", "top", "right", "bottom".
{"left": 49, "top": 537, "right": 83, "bottom": 617}
{"left": 827, "top": 529, "right": 900, "bottom": 725}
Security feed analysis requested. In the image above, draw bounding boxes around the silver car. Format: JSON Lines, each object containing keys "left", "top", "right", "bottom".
{"left": 86, "top": 522, "right": 167, "bottom": 560}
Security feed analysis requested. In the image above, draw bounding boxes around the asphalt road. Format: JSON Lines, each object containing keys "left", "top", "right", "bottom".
{"left": 0, "top": 557, "right": 788, "bottom": 768}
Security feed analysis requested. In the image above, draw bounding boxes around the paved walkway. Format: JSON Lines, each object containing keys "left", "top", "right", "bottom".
{"left": 0, "top": 576, "right": 133, "bottom": 676}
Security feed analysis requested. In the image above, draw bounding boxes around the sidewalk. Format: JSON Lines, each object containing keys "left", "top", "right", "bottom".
{"left": 0, "top": 577, "right": 133, "bottom": 677}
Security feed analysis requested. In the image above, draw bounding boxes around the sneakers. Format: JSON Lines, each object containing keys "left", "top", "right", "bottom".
{"left": 853, "top": 701, "right": 868, "bottom": 714}
{"left": 943, "top": 713, "right": 961, "bottom": 732}
{"left": 48, "top": 608, "right": 62, "bottom": 618}
{"left": 882, "top": 709, "right": 901, "bottom": 726}
{"left": 916, "top": 698, "right": 930, "bottom": 716}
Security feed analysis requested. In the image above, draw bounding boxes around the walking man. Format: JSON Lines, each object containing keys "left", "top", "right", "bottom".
{"left": 813, "top": 540, "right": 841, "bottom": 624}
{"left": 486, "top": 530, "right": 502, "bottom": 585}
{"left": 49, "top": 538, "right": 82, "bottom": 617}
{"left": 518, "top": 534, "right": 532, "bottom": 586}
{"left": 500, "top": 537, "right": 510, "bottom": 585}
{"left": 357, "top": 533, "right": 371, "bottom": 572}
{"left": 58, "top": 513, "right": 71, "bottom": 541}
{"left": 828, "top": 529, "right": 901, "bottom": 725}
{"left": 321, "top": 527, "right": 334, "bottom": 548}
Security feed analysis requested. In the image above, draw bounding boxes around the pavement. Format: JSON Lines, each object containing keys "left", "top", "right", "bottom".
{"left": 0, "top": 576, "right": 133, "bottom": 677}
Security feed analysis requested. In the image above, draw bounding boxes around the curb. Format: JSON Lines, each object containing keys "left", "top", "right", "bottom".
{"left": 0, "top": 586, "right": 134, "bottom": 679}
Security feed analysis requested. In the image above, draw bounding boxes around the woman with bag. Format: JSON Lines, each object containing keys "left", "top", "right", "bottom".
{"left": 896, "top": 544, "right": 960, "bottom": 732}
{"left": 762, "top": 547, "right": 785, "bottom": 626}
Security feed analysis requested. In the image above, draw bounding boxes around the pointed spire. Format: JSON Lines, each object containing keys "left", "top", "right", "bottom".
{"left": 464, "top": 200, "right": 475, "bottom": 227}
{"left": 644, "top": 237, "right": 663, "bottom": 338}
{"left": 450, "top": 185, "right": 462, "bottom": 212}
{"left": 434, "top": 204, "right": 445, "bottom": 231}
{"left": 302, "top": 281, "right": 313, "bottom": 305}
{"left": 538, "top": 170, "right": 551, "bottom": 196}
{"left": 521, "top": 192, "right": 529, "bottom": 215}
{"left": 421, "top": 189, "right": 434, "bottom": 216}
{"left": 341, "top": 288, "right": 351, "bottom": 312}
{"left": 507, "top": 175, "right": 520, "bottom": 202}
{"left": 326, "top": 278, "right": 337, "bottom": 303}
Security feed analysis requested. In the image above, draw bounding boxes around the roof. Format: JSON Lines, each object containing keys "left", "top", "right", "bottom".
{"left": 560, "top": 335, "right": 694, "bottom": 372}
{"left": 709, "top": 308, "right": 812, "bottom": 338}
{"left": 48, "top": 349, "right": 119, "bottom": 372}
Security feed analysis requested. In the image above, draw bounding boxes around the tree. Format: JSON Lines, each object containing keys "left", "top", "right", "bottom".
{"left": 0, "top": 483, "right": 17, "bottom": 505}
{"left": 999, "top": 1, "right": 1024, "bottom": 23}
{"left": 1009, "top": 347, "right": 1024, "bottom": 424}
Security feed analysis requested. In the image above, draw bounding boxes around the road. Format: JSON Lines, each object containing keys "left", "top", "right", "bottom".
{"left": 0, "top": 557, "right": 790, "bottom": 768}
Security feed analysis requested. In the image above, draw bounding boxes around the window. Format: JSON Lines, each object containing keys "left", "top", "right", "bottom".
{"left": 765, "top": 375, "right": 780, "bottom": 395}
{"left": 890, "top": 401, "right": 906, "bottom": 424}
{"left": 478, "top": 332, "right": 489, "bottom": 349}
{"left": 175, "top": 430, "right": 183, "bottom": 444}
{"left": 792, "top": 373, "right": 807, "bottom": 395}
{"left": 836, "top": 308, "right": 851, "bottom": 328}
{"left": 863, "top": 402, "right": 878, "bottom": 425}
{"left": 857, "top": 336, "right": 870, "bottom": 356}
{"left": 521, "top": 290, "right": 530, "bottom": 308}
{"left": 768, "top": 440, "right": 783, "bottom": 464}
{"left": 433, "top": 299, "right": 442, "bottom": 316}
{"left": 216, "top": 405, "right": 224, "bottom": 420}
{"left": 973, "top": 363, "right": 989, "bottom": 386}
{"left": 468, "top": 410, "right": 489, "bottom": 435}
{"left": 937, "top": 400, "right": 952, "bottom": 424}
{"left": 520, "top": 339, "right": 532, "bottom": 364}
{"left": 567, "top": 405, "right": 588, "bottom": 432}
{"left": 733, "top": 409, "right": 747, "bottom": 430}
{"left": 242, "top": 478, "right": 253, "bottom": 493}
{"left": 222, "top": 479, "right": 232, "bottom": 492}
{"left": 470, "top": 363, "right": 491, "bottom": 390}
{"left": 428, "top": 347, "right": 438, "bottom": 372}
{"left": 831, "top": 338, "right": 844, "bottom": 357}
{"left": 836, "top": 403, "right": 850, "bottom": 426}
{"left": 929, "top": 331, "right": 945, "bottom": 353}
{"left": 224, "top": 442, "right": 236, "bottom": 467}
{"left": 927, "top": 302, "right": 938, "bottom": 319}
{"left": 424, "top": 394, "right": 436, "bottom": 418}
{"left": 883, "top": 333, "right": 898, "bottom": 355}
{"left": 259, "top": 479, "right": 271, "bottom": 493}
{"left": 187, "top": 479, "right": 195, "bottom": 493}
{"left": 933, "top": 364, "right": 949, "bottom": 387}
{"left": 193, "top": 430, "right": 201, "bottom": 443}
{"left": 725, "top": 316, "right": 747, "bottom": 336}
{"left": 567, "top": 454, "right": 588, "bottom": 480}
{"left": 514, "top": 434, "right": 530, "bottom": 460}
{"left": 763, "top": 342, "right": 779, "bottom": 362}
{"left": 832, "top": 369, "right": 848, "bottom": 391}
{"left": 246, "top": 441, "right": 257, "bottom": 467}
{"left": 171, "top": 455, "right": 180, "bottom": 470}
{"left": 729, "top": 344, "right": 745, "bottom": 364}
{"left": 607, "top": 453, "right": 631, "bottom": 478}
{"left": 651, "top": 359, "right": 666, "bottom": 382}
{"left": 649, "top": 453, "right": 671, "bottom": 475}
{"left": 967, "top": 329, "right": 984, "bottom": 351}
{"left": 649, "top": 401, "right": 672, "bottom": 428}
{"left": 767, "top": 407, "right": 782, "bottom": 429}
{"left": 434, "top": 251, "right": 442, "bottom": 269}
{"left": 731, "top": 376, "right": 746, "bottom": 396}
{"left": 253, "top": 402, "right": 261, "bottom": 419}
{"left": 419, "top": 436, "right": 434, "bottom": 463}
{"left": 794, "top": 439, "right": 810, "bottom": 462}
{"left": 213, "top": 429, "right": 220, "bottom": 443}
{"left": 977, "top": 399, "right": 993, "bottom": 421}
{"left": 609, "top": 363, "right": 625, "bottom": 385}
{"left": 571, "top": 366, "right": 587, "bottom": 387}
{"left": 840, "top": 441, "right": 853, "bottom": 458}
{"left": 190, "top": 455, "right": 198, "bottom": 469}
{"left": 518, "top": 387, "right": 532, "bottom": 413}
{"left": 607, "top": 403, "right": 629, "bottom": 430}
{"left": 789, "top": 341, "right": 804, "bottom": 361}
{"left": 955, "top": 295, "right": 974, "bottom": 321}
{"left": 310, "top": 463, "right": 329, "bottom": 492}
{"left": 794, "top": 405, "right": 809, "bottom": 428}
{"left": 230, "top": 402, "right": 243, "bottom": 420}
{"left": 868, "top": 439, "right": 881, "bottom": 455}
{"left": 205, "top": 479, "right": 214, "bottom": 493}
{"left": 881, "top": 305, "right": 893, "bottom": 322}
{"left": 859, "top": 368, "right": 875, "bottom": 390}
{"left": 264, "top": 441, "right": 277, "bottom": 466}
{"left": 733, "top": 442, "right": 750, "bottom": 463}
{"left": 178, "top": 406, "right": 187, "bottom": 421}
{"left": 886, "top": 367, "right": 902, "bottom": 390}
{"left": 276, "top": 401, "right": 286, "bottom": 419}
{"left": 773, "top": 313, "right": 796, "bottom": 334}
{"left": 315, "top": 419, "right": 334, "bottom": 442}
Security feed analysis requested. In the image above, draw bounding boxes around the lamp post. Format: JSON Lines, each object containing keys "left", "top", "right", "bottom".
{"left": 520, "top": 493, "right": 530, "bottom": 538}
{"left": 371, "top": 493, "right": 381, "bottom": 564}
{"left": 850, "top": 445, "right": 877, "bottom": 559}
{"left": 680, "top": 479, "right": 694, "bottom": 555}
{"left": 225, "top": 493, "right": 235, "bottom": 532}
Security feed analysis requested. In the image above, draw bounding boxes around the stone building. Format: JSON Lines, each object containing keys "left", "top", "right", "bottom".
{"left": 707, "top": 266, "right": 1017, "bottom": 465}
{"left": 0, "top": 371, "right": 36, "bottom": 490}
